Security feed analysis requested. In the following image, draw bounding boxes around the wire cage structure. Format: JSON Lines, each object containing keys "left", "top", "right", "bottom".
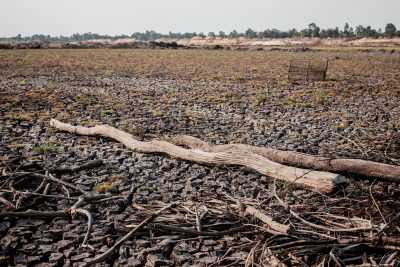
{"left": 288, "top": 58, "right": 329, "bottom": 82}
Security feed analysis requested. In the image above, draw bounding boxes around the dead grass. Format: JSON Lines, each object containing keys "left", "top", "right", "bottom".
{"left": 312, "top": 89, "right": 328, "bottom": 105}
{"left": 95, "top": 175, "right": 121, "bottom": 193}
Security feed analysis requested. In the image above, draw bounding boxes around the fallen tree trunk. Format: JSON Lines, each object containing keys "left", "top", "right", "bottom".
{"left": 50, "top": 119, "right": 345, "bottom": 193}
{"left": 173, "top": 135, "right": 400, "bottom": 183}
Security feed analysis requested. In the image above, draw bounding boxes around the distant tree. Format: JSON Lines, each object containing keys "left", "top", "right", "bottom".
{"left": 167, "top": 31, "right": 174, "bottom": 38}
{"left": 300, "top": 28, "right": 309, "bottom": 38}
{"left": 333, "top": 27, "right": 340, "bottom": 38}
{"left": 308, "top": 23, "right": 320, "bottom": 37}
{"left": 183, "top": 32, "right": 196, "bottom": 38}
{"left": 270, "top": 29, "right": 285, "bottom": 38}
{"left": 288, "top": 28, "right": 298, "bottom": 38}
{"left": 343, "top": 23, "right": 350, "bottom": 36}
{"left": 218, "top": 31, "right": 226, "bottom": 38}
{"left": 320, "top": 29, "right": 328, "bottom": 38}
{"left": 245, "top": 28, "right": 257, "bottom": 38}
{"left": 207, "top": 32, "right": 216, "bottom": 37}
{"left": 355, "top": 25, "right": 379, "bottom": 38}
{"left": 320, "top": 27, "right": 340, "bottom": 38}
{"left": 132, "top": 32, "right": 145, "bottom": 40}
{"left": 229, "top": 30, "right": 239, "bottom": 38}
{"left": 261, "top": 29, "right": 270, "bottom": 38}
{"left": 385, "top": 23, "right": 397, "bottom": 37}
{"left": 142, "top": 30, "right": 161, "bottom": 41}
{"left": 349, "top": 27, "right": 355, "bottom": 37}
{"left": 258, "top": 30, "right": 269, "bottom": 38}
{"left": 3, "top": 23, "right": 397, "bottom": 43}
{"left": 366, "top": 26, "right": 379, "bottom": 38}
{"left": 341, "top": 23, "right": 352, "bottom": 37}
{"left": 355, "top": 25, "right": 365, "bottom": 37}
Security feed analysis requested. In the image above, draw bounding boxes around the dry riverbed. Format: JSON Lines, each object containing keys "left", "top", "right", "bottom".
{"left": 1, "top": 49, "right": 400, "bottom": 266}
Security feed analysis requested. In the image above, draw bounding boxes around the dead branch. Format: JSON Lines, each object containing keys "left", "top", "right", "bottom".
{"left": 288, "top": 209, "right": 374, "bottom": 233}
{"left": 0, "top": 209, "right": 69, "bottom": 219}
{"left": 338, "top": 236, "right": 400, "bottom": 248}
{"left": 0, "top": 189, "right": 78, "bottom": 200}
{"left": 72, "top": 208, "right": 94, "bottom": 249}
{"left": 273, "top": 184, "right": 375, "bottom": 233}
{"left": 223, "top": 192, "right": 289, "bottom": 235}
{"left": 242, "top": 205, "right": 289, "bottom": 235}
{"left": 122, "top": 223, "right": 248, "bottom": 237}
{"left": 173, "top": 135, "right": 400, "bottom": 183}
{"left": 33, "top": 175, "right": 47, "bottom": 193}
{"left": 51, "top": 159, "right": 104, "bottom": 174}
{"left": 50, "top": 119, "right": 345, "bottom": 193}
{"left": 0, "top": 194, "right": 16, "bottom": 209}
{"left": 369, "top": 181, "right": 387, "bottom": 224}
{"left": 10, "top": 172, "right": 86, "bottom": 194}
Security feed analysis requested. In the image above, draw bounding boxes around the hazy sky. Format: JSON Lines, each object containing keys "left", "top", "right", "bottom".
{"left": 1, "top": 0, "right": 399, "bottom": 37}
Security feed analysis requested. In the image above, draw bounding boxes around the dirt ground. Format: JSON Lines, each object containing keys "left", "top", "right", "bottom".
{"left": 169, "top": 36, "right": 400, "bottom": 48}
{"left": 1, "top": 49, "right": 400, "bottom": 266}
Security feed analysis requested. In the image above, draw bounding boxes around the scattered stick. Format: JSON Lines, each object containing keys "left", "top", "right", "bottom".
{"left": 288, "top": 209, "right": 374, "bottom": 233}
{"left": 42, "top": 183, "right": 50, "bottom": 195}
{"left": 83, "top": 203, "right": 176, "bottom": 266}
{"left": 273, "top": 183, "right": 375, "bottom": 233}
{"left": 9, "top": 172, "right": 86, "bottom": 195}
{"left": 338, "top": 236, "right": 400, "bottom": 248}
{"left": 50, "top": 119, "right": 346, "bottom": 193}
{"left": 0, "top": 209, "right": 69, "bottom": 219}
{"left": 51, "top": 159, "right": 104, "bottom": 174}
{"left": 73, "top": 208, "right": 94, "bottom": 250}
{"left": 33, "top": 174, "right": 48, "bottom": 193}
{"left": 0, "top": 194, "right": 16, "bottom": 210}
{"left": 0, "top": 190, "right": 117, "bottom": 255}
{"left": 223, "top": 193, "right": 289, "bottom": 235}
{"left": 369, "top": 181, "right": 387, "bottom": 225}
{"left": 195, "top": 205, "right": 208, "bottom": 232}
{"left": 0, "top": 189, "right": 78, "bottom": 200}
{"left": 241, "top": 205, "right": 289, "bottom": 235}
{"left": 122, "top": 223, "right": 248, "bottom": 237}
{"left": 48, "top": 173, "right": 86, "bottom": 195}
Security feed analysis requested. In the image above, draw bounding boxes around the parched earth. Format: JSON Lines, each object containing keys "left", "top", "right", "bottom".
{"left": 1, "top": 49, "right": 400, "bottom": 266}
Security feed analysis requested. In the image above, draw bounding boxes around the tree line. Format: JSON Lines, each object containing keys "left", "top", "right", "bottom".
{"left": 1, "top": 23, "right": 399, "bottom": 43}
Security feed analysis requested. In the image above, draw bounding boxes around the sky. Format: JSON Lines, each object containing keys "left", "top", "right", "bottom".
{"left": 1, "top": 0, "right": 399, "bottom": 37}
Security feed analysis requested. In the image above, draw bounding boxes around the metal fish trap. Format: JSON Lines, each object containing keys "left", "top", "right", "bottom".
{"left": 288, "top": 58, "right": 329, "bottom": 82}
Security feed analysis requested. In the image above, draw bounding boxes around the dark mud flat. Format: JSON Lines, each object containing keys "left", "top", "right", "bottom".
{"left": 1, "top": 49, "right": 400, "bottom": 266}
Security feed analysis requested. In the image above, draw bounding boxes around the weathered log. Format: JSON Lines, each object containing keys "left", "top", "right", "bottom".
{"left": 50, "top": 119, "right": 345, "bottom": 193}
{"left": 173, "top": 135, "right": 400, "bottom": 183}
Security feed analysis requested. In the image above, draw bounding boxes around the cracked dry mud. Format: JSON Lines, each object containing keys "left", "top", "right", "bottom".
{"left": 1, "top": 49, "right": 400, "bottom": 266}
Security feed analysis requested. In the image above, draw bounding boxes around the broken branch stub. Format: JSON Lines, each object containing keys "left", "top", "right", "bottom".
{"left": 50, "top": 119, "right": 345, "bottom": 193}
